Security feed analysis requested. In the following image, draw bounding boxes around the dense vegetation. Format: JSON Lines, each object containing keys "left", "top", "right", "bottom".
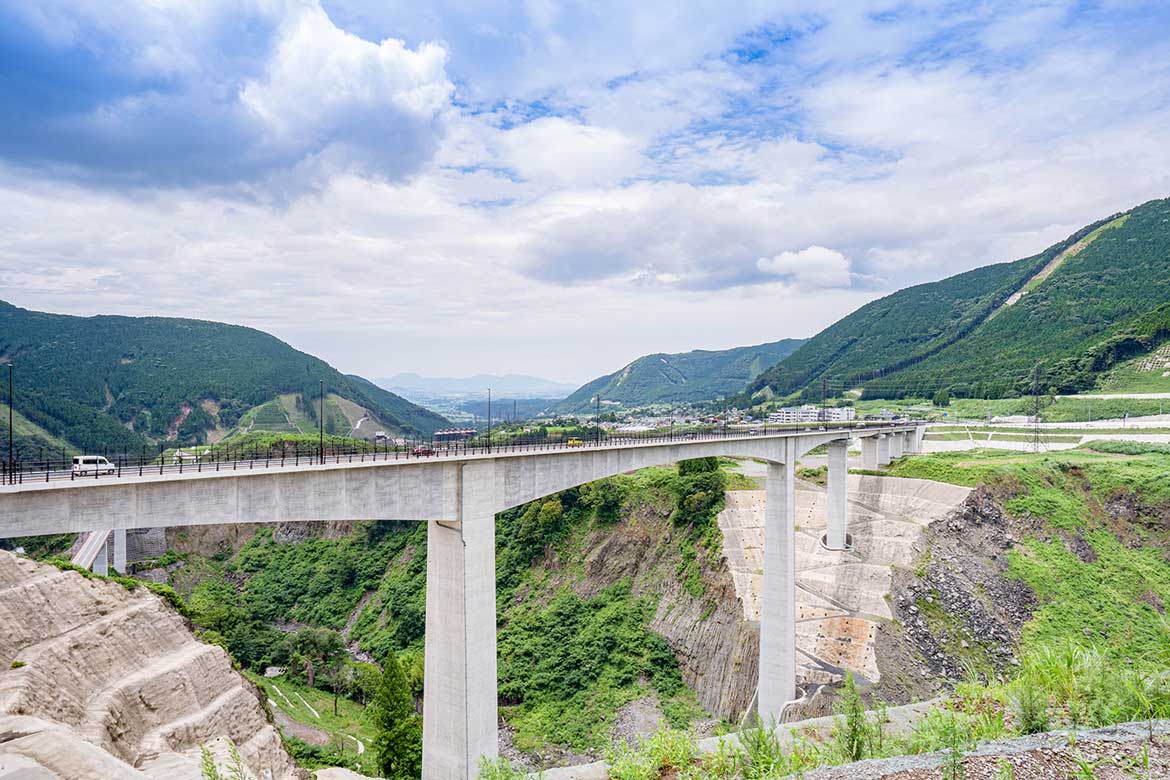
{"left": 0, "top": 300, "right": 448, "bottom": 452}
{"left": 559, "top": 339, "right": 804, "bottom": 412}
{"left": 741, "top": 197, "right": 1170, "bottom": 405}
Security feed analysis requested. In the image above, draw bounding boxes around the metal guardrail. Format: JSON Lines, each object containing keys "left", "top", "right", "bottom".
{"left": 0, "top": 421, "right": 918, "bottom": 487}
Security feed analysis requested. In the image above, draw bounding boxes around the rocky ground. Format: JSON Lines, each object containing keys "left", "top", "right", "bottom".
{"left": 0, "top": 550, "right": 304, "bottom": 780}
{"left": 803, "top": 720, "right": 1170, "bottom": 779}
{"left": 880, "top": 486, "right": 1038, "bottom": 697}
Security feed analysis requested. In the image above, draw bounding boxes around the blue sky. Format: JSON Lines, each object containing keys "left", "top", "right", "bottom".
{"left": 2, "top": 1, "right": 1170, "bottom": 383}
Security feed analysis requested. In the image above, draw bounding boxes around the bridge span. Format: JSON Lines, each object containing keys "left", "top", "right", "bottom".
{"left": 0, "top": 424, "right": 922, "bottom": 780}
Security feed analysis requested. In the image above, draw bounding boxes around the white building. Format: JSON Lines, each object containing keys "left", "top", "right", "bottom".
{"left": 767, "top": 405, "right": 855, "bottom": 424}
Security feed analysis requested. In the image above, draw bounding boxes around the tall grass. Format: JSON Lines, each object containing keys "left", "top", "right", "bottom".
{"left": 481, "top": 641, "right": 1170, "bottom": 780}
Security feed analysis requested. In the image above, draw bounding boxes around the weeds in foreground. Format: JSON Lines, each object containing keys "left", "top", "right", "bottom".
{"left": 481, "top": 642, "right": 1170, "bottom": 780}
{"left": 198, "top": 741, "right": 247, "bottom": 780}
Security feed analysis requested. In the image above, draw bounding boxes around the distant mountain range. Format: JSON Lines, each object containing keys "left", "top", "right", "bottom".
{"left": 379, "top": 372, "right": 578, "bottom": 400}
{"left": 556, "top": 339, "right": 805, "bottom": 413}
{"left": 739, "top": 197, "right": 1170, "bottom": 404}
{"left": 0, "top": 302, "right": 449, "bottom": 456}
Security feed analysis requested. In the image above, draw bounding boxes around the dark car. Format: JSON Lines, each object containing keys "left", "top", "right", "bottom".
{"left": 412, "top": 445, "right": 435, "bottom": 456}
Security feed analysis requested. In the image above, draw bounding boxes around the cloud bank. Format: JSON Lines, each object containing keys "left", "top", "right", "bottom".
{"left": 2, "top": 0, "right": 1170, "bottom": 381}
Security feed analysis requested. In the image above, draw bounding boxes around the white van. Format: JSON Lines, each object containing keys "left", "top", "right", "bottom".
{"left": 72, "top": 456, "right": 116, "bottom": 476}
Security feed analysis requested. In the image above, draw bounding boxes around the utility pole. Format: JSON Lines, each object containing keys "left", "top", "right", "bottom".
{"left": 1031, "top": 363, "right": 1043, "bottom": 454}
{"left": 319, "top": 379, "right": 324, "bottom": 464}
{"left": 821, "top": 376, "right": 828, "bottom": 423}
{"left": 6, "top": 363, "right": 12, "bottom": 485}
{"left": 595, "top": 394, "right": 601, "bottom": 444}
{"left": 487, "top": 388, "right": 492, "bottom": 452}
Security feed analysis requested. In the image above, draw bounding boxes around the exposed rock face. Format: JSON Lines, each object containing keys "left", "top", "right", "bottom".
{"left": 716, "top": 471, "right": 972, "bottom": 715}
{"left": 546, "top": 471, "right": 973, "bottom": 726}
{"left": 0, "top": 551, "right": 304, "bottom": 780}
{"left": 884, "top": 486, "right": 1039, "bottom": 692}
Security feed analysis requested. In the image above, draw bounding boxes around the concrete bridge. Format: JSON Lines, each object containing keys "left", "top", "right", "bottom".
{"left": 0, "top": 424, "right": 922, "bottom": 780}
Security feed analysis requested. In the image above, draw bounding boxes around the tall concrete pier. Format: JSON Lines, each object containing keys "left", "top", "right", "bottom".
{"left": 0, "top": 425, "right": 920, "bottom": 779}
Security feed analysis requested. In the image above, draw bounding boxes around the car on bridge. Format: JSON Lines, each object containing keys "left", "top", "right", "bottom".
{"left": 411, "top": 445, "right": 435, "bottom": 457}
{"left": 72, "top": 456, "right": 116, "bottom": 476}
{"left": 566, "top": 438, "right": 584, "bottom": 447}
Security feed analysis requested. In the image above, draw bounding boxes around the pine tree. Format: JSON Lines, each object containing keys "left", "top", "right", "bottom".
{"left": 371, "top": 653, "right": 423, "bottom": 780}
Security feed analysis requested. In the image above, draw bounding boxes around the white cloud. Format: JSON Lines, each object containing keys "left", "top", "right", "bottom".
{"left": 4, "top": 1, "right": 1170, "bottom": 383}
{"left": 495, "top": 117, "right": 643, "bottom": 187}
{"left": 240, "top": 4, "right": 454, "bottom": 179}
{"left": 757, "top": 246, "right": 853, "bottom": 289}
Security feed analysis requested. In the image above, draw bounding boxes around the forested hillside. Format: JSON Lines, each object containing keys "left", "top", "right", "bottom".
{"left": 0, "top": 301, "right": 448, "bottom": 454}
{"left": 558, "top": 339, "right": 804, "bottom": 412}
{"left": 741, "top": 197, "right": 1170, "bottom": 404}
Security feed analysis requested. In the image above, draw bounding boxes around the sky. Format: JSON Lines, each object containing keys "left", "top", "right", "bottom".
{"left": 2, "top": 1, "right": 1170, "bottom": 385}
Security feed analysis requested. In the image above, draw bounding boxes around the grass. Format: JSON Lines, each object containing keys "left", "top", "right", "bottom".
{"left": 886, "top": 448, "right": 1170, "bottom": 669}
{"left": 1099, "top": 343, "right": 1170, "bottom": 394}
{"left": 247, "top": 671, "right": 377, "bottom": 774}
{"left": 933, "top": 425, "right": 1170, "bottom": 435}
{"left": 852, "top": 395, "right": 1170, "bottom": 423}
{"left": 486, "top": 642, "right": 1170, "bottom": 779}
{"left": 0, "top": 400, "right": 77, "bottom": 453}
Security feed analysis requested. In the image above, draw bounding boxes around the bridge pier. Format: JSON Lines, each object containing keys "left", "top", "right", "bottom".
{"left": 889, "top": 432, "right": 904, "bottom": 460}
{"left": 759, "top": 448, "right": 797, "bottom": 721}
{"left": 92, "top": 533, "right": 109, "bottom": 576}
{"left": 824, "top": 440, "right": 849, "bottom": 550}
{"left": 860, "top": 436, "right": 879, "bottom": 469}
{"left": 112, "top": 529, "right": 127, "bottom": 574}
{"left": 422, "top": 464, "right": 499, "bottom": 780}
{"left": 906, "top": 425, "right": 924, "bottom": 453}
{"left": 876, "top": 434, "right": 891, "bottom": 466}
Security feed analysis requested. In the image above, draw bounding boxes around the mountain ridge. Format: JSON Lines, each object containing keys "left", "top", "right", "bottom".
{"left": 739, "top": 198, "right": 1170, "bottom": 404}
{"left": 557, "top": 339, "right": 805, "bottom": 412}
{"left": 0, "top": 301, "right": 449, "bottom": 455}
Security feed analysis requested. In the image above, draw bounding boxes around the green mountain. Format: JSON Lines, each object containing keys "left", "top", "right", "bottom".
{"left": 557, "top": 339, "right": 805, "bottom": 412}
{"left": 741, "top": 197, "right": 1170, "bottom": 404}
{"left": 0, "top": 301, "right": 449, "bottom": 455}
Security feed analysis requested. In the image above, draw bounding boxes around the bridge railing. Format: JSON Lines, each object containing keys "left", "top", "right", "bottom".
{"left": 0, "top": 420, "right": 919, "bottom": 486}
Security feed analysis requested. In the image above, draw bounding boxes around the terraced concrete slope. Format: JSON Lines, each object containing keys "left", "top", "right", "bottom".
{"left": 0, "top": 551, "right": 303, "bottom": 780}
{"left": 718, "top": 470, "right": 971, "bottom": 692}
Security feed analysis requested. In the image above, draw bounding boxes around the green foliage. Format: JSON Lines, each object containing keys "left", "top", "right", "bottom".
{"left": 370, "top": 653, "right": 423, "bottom": 780}
{"left": 282, "top": 736, "right": 360, "bottom": 771}
{"left": 233, "top": 523, "right": 417, "bottom": 633}
{"left": 283, "top": 627, "right": 346, "bottom": 690}
{"left": 1008, "top": 532, "right": 1170, "bottom": 669}
{"left": 557, "top": 339, "right": 804, "bottom": 412}
{"left": 497, "top": 581, "right": 696, "bottom": 750}
{"left": 0, "top": 533, "right": 77, "bottom": 559}
{"left": 479, "top": 757, "right": 540, "bottom": 780}
{"left": 834, "top": 674, "right": 874, "bottom": 762}
{"left": 1011, "top": 684, "right": 1050, "bottom": 735}
{"left": 673, "top": 460, "right": 727, "bottom": 528}
{"left": 933, "top": 388, "right": 951, "bottom": 407}
{"left": 198, "top": 741, "right": 247, "bottom": 780}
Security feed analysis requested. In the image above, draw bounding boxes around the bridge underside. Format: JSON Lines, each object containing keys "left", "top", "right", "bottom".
{"left": 0, "top": 426, "right": 922, "bottom": 780}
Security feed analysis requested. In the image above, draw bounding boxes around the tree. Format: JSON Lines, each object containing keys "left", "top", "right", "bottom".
{"left": 933, "top": 388, "right": 951, "bottom": 407}
{"left": 284, "top": 627, "right": 345, "bottom": 694}
{"left": 371, "top": 653, "right": 423, "bottom": 780}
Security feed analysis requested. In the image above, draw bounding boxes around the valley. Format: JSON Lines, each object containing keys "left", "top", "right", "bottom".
{"left": 2, "top": 204, "right": 1170, "bottom": 780}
